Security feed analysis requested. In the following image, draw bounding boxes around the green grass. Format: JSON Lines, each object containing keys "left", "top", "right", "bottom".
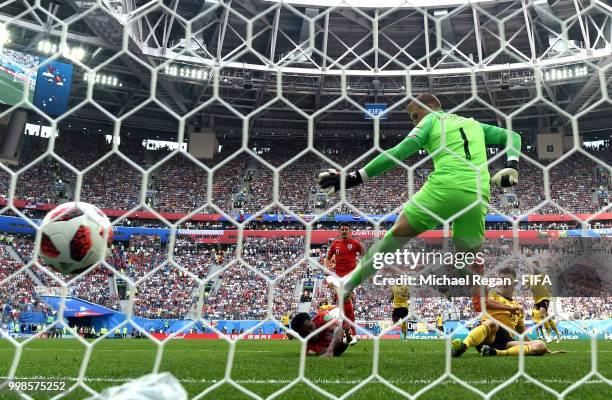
{"left": 0, "top": 339, "right": 609, "bottom": 399}
{"left": 0, "top": 70, "right": 30, "bottom": 105}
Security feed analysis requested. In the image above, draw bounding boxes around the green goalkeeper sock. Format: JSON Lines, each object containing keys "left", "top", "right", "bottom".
{"left": 345, "top": 230, "right": 407, "bottom": 293}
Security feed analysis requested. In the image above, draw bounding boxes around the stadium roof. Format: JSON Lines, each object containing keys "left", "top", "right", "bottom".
{"left": 0, "top": 0, "right": 610, "bottom": 142}
{"left": 261, "top": 0, "right": 504, "bottom": 8}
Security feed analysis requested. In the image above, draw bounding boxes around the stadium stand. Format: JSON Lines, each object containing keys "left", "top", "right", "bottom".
{"left": 1, "top": 233, "right": 610, "bottom": 324}
{"left": 0, "top": 135, "right": 609, "bottom": 323}
{"left": 3, "top": 136, "right": 609, "bottom": 217}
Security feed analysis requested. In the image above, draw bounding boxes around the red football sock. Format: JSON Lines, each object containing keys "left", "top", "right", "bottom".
{"left": 343, "top": 299, "right": 356, "bottom": 335}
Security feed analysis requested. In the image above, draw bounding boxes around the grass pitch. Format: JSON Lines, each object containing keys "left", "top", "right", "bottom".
{"left": 0, "top": 70, "right": 28, "bottom": 105}
{"left": 0, "top": 339, "right": 609, "bottom": 399}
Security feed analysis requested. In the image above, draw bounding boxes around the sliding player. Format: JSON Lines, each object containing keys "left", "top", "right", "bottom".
{"left": 452, "top": 267, "right": 558, "bottom": 357}
{"left": 324, "top": 223, "right": 362, "bottom": 342}
{"left": 391, "top": 284, "right": 409, "bottom": 339}
{"left": 290, "top": 307, "right": 352, "bottom": 358}
{"left": 319, "top": 94, "right": 522, "bottom": 307}
{"left": 527, "top": 261, "right": 560, "bottom": 343}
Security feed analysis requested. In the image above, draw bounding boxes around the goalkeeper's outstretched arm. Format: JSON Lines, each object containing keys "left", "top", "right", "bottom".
{"left": 481, "top": 123, "right": 522, "bottom": 188}
{"left": 318, "top": 115, "right": 434, "bottom": 195}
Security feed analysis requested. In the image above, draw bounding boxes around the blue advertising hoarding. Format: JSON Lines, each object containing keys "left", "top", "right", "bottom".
{"left": 40, "top": 296, "right": 114, "bottom": 317}
{"left": 33, "top": 58, "right": 73, "bottom": 116}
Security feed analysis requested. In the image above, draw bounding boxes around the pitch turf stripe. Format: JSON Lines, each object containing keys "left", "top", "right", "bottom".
{"left": 0, "top": 376, "right": 608, "bottom": 386}
{"left": 0, "top": 76, "right": 25, "bottom": 103}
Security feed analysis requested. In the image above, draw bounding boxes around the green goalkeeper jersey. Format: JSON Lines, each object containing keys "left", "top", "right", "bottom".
{"left": 359, "top": 111, "right": 521, "bottom": 201}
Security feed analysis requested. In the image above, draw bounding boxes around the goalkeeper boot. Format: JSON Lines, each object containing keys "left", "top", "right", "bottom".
{"left": 451, "top": 338, "right": 468, "bottom": 358}
{"left": 480, "top": 345, "right": 497, "bottom": 357}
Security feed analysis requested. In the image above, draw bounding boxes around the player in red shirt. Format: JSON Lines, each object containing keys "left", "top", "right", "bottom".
{"left": 290, "top": 307, "right": 352, "bottom": 357}
{"left": 324, "top": 223, "right": 363, "bottom": 340}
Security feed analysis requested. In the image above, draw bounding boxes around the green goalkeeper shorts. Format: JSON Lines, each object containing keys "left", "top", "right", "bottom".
{"left": 402, "top": 184, "right": 488, "bottom": 249}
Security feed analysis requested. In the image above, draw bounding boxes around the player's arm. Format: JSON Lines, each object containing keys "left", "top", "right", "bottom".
{"left": 356, "top": 240, "right": 364, "bottom": 259}
{"left": 321, "top": 322, "right": 345, "bottom": 358}
{"left": 515, "top": 324, "right": 526, "bottom": 335}
{"left": 485, "top": 298, "right": 521, "bottom": 313}
{"left": 324, "top": 258, "right": 334, "bottom": 272}
{"left": 319, "top": 114, "right": 434, "bottom": 195}
{"left": 324, "top": 243, "right": 335, "bottom": 272}
{"left": 481, "top": 123, "right": 522, "bottom": 187}
{"left": 515, "top": 310, "right": 526, "bottom": 335}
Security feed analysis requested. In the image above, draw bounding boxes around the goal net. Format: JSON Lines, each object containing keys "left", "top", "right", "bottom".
{"left": 0, "top": 0, "right": 611, "bottom": 399}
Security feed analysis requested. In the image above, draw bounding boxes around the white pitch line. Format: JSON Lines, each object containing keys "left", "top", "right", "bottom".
{"left": 0, "top": 376, "right": 608, "bottom": 386}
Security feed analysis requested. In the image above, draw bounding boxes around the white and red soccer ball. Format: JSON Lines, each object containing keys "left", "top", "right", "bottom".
{"left": 39, "top": 202, "right": 112, "bottom": 275}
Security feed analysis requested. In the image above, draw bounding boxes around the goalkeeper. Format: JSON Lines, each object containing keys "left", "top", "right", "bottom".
{"left": 319, "top": 93, "right": 521, "bottom": 297}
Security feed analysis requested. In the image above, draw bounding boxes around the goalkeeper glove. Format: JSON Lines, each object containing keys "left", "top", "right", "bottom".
{"left": 491, "top": 160, "right": 518, "bottom": 188}
{"left": 318, "top": 168, "right": 363, "bottom": 196}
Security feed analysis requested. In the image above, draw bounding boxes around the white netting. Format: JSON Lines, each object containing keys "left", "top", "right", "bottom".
{"left": 0, "top": 0, "right": 611, "bottom": 398}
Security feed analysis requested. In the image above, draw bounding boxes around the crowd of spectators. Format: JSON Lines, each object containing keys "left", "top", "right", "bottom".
{"left": 279, "top": 153, "right": 321, "bottom": 213}
{"left": 1, "top": 135, "right": 608, "bottom": 219}
{"left": 201, "top": 236, "right": 315, "bottom": 320}
{"left": 0, "top": 235, "right": 118, "bottom": 315}
{"left": 247, "top": 167, "right": 274, "bottom": 211}
{"left": 2, "top": 48, "right": 39, "bottom": 75}
{"left": 55, "top": 134, "right": 146, "bottom": 210}
{"left": 0, "top": 132, "right": 610, "bottom": 326}
{"left": 152, "top": 153, "right": 207, "bottom": 214}
{"left": 0, "top": 246, "right": 51, "bottom": 325}
{"left": 211, "top": 153, "right": 249, "bottom": 212}
{"left": 8, "top": 139, "right": 57, "bottom": 204}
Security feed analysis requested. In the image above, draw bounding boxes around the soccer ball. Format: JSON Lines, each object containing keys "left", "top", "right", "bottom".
{"left": 39, "top": 202, "right": 112, "bottom": 275}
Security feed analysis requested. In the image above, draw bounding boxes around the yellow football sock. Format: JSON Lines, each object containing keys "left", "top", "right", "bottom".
{"left": 544, "top": 321, "right": 552, "bottom": 335}
{"left": 548, "top": 319, "right": 560, "bottom": 336}
{"left": 496, "top": 344, "right": 531, "bottom": 356}
{"left": 464, "top": 324, "right": 490, "bottom": 348}
{"left": 401, "top": 322, "right": 407, "bottom": 338}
